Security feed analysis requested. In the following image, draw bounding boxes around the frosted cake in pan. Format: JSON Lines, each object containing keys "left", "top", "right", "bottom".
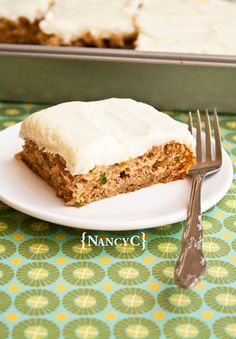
{"left": 1, "top": 0, "right": 235, "bottom": 55}
{"left": 0, "top": 0, "right": 138, "bottom": 48}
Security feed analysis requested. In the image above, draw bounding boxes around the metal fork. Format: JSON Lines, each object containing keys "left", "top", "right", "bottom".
{"left": 174, "top": 109, "right": 222, "bottom": 289}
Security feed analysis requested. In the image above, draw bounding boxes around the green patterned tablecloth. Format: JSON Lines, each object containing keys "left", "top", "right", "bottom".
{"left": 0, "top": 103, "right": 235, "bottom": 339}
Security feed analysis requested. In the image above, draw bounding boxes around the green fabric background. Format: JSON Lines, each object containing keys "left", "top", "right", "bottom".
{"left": 0, "top": 103, "right": 235, "bottom": 339}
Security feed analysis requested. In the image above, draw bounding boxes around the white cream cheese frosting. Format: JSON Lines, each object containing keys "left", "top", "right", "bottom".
{"left": 40, "top": 0, "right": 137, "bottom": 43}
{"left": 20, "top": 98, "right": 195, "bottom": 175}
{"left": 0, "top": 0, "right": 53, "bottom": 22}
{"left": 136, "top": 0, "right": 236, "bottom": 55}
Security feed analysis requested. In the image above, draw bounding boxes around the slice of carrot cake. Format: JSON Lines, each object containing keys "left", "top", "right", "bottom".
{"left": 0, "top": 0, "right": 53, "bottom": 44}
{"left": 39, "top": 0, "right": 139, "bottom": 48}
{"left": 17, "top": 98, "right": 195, "bottom": 206}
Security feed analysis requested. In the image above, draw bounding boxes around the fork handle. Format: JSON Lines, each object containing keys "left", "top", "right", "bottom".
{"left": 174, "top": 174, "right": 207, "bottom": 288}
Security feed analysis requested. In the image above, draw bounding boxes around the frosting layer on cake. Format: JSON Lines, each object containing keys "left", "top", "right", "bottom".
{"left": 0, "top": 0, "right": 52, "bottom": 22}
{"left": 20, "top": 98, "right": 195, "bottom": 175}
{"left": 136, "top": 0, "right": 236, "bottom": 55}
{"left": 40, "top": 0, "right": 137, "bottom": 43}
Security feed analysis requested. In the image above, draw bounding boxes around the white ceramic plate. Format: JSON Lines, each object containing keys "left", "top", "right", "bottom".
{"left": 0, "top": 123, "right": 233, "bottom": 230}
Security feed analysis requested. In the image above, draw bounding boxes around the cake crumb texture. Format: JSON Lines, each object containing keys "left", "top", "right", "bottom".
{"left": 20, "top": 140, "right": 195, "bottom": 206}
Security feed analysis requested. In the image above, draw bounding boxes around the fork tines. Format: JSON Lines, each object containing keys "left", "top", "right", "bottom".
{"left": 188, "top": 109, "right": 222, "bottom": 166}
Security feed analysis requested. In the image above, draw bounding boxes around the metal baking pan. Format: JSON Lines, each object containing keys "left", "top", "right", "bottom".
{"left": 0, "top": 44, "right": 236, "bottom": 112}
